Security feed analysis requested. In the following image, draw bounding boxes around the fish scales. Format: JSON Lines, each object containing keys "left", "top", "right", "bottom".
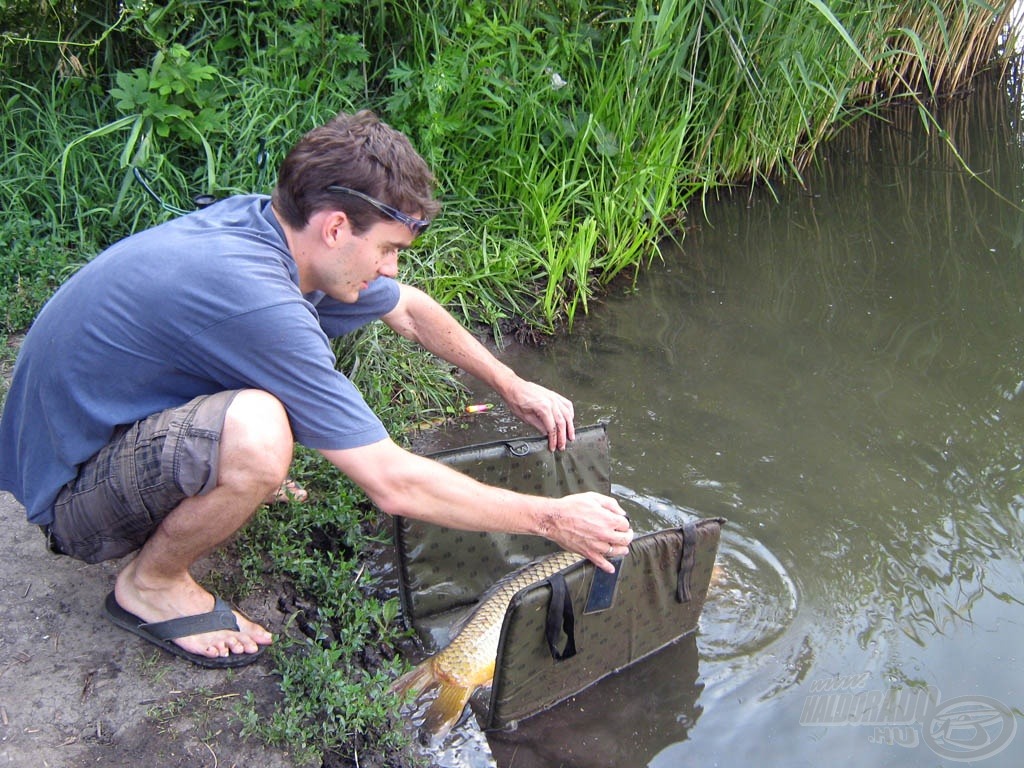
{"left": 391, "top": 549, "right": 583, "bottom": 738}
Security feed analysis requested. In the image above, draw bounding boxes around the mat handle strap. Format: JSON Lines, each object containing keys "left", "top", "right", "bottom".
{"left": 544, "top": 572, "right": 578, "bottom": 661}
{"left": 676, "top": 521, "right": 698, "bottom": 603}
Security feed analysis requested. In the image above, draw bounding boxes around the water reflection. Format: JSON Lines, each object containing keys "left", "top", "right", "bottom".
{"left": 574, "top": 74, "right": 1024, "bottom": 647}
{"left": 439, "top": 70, "right": 1024, "bottom": 766}
{"left": 486, "top": 633, "right": 703, "bottom": 768}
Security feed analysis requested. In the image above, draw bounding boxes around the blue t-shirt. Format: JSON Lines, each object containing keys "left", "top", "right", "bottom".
{"left": 0, "top": 195, "right": 400, "bottom": 525}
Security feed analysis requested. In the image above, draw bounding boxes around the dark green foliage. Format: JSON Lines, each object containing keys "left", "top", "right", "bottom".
{"left": 233, "top": 464, "right": 414, "bottom": 763}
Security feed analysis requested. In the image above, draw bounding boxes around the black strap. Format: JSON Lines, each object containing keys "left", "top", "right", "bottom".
{"left": 141, "top": 597, "right": 240, "bottom": 640}
{"left": 544, "top": 572, "right": 577, "bottom": 661}
{"left": 676, "top": 521, "right": 698, "bottom": 603}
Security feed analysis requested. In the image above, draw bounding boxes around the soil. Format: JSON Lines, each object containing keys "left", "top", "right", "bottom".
{"left": 0, "top": 489, "right": 305, "bottom": 768}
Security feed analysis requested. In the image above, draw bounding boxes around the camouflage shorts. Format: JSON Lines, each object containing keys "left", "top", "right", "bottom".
{"left": 47, "top": 390, "right": 240, "bottom": 563}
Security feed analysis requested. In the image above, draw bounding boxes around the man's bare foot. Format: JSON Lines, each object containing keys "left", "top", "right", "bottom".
{"left": 263, "top": 477, "right": 308, "bottom": 505}
{"left": 113, "top": 561, "right": 273, "bottom": 663}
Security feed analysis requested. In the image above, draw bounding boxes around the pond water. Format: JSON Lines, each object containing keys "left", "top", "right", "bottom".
{"left": 411, "top": 69, "right": 1024, "bottom": 767}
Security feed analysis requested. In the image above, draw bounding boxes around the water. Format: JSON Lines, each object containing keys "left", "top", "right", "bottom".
{"left": 412, "top": 70, "right": 1024, "bottom": 767}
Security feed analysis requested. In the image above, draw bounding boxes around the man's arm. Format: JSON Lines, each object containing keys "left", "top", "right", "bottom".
{"left": 381, "top": 283, "right": 575, "bottom": 449}
{"left": 321, "top": 438, "right": 633, "bottom": 573}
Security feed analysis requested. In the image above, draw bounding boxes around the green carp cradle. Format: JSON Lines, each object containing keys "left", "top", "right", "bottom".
{"left": 390, "top": 549, "right": 584, "bottom": 738}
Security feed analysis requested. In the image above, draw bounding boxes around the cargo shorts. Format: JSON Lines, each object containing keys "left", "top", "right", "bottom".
{"left": 46, "top": 390, "right": 240, "bottom": 564}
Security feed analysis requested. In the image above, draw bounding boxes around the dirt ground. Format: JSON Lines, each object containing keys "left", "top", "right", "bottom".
{"left": 0, "top": 489, "right": 303, "bottom": 768}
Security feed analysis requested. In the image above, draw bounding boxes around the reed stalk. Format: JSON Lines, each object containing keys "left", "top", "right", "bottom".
{"left": 4, "top": 0, "right": 1017, "bottom": 334}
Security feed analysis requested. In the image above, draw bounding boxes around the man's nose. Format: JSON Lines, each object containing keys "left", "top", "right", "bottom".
{"left": 379, "top": 251, "right": 399, "bottom": 277}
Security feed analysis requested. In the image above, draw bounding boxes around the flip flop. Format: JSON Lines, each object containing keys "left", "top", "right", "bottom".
{"left": 103, "top": 591, "right": 266, "bottom": 669}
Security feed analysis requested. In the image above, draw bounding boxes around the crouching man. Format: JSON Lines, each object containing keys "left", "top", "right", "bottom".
{"left": 0, "top": 110, "right": 632, "bottom": 667}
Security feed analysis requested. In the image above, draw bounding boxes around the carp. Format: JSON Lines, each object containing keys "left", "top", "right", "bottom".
{"left": 390, "top": 549, "right": 583, "bottom": 738}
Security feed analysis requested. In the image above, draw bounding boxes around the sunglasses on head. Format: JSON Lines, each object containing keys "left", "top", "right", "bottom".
{"left": 326, "top": 185, "right": 430, "bottom": 236}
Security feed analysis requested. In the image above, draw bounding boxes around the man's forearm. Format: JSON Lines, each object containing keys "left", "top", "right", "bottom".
{"left": 321, "top": 438, "right": 632, "bottom": 571}
{"left": 332, "top": 441, "right": 544, "bottom": 532}
{"left": 382, "top": 283, "right": 575, "bottom": 448}
{"left": 382, "top": 284, "right": 520, "bottom": 395}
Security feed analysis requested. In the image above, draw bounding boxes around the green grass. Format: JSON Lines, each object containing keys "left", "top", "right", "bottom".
{"left": 232, "top": 462, "right": 414, "bottom": 764}
{"left": 4, "top": 2, "right": 1017, "bottom": 339}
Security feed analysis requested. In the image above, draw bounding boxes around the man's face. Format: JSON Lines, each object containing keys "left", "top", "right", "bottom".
{"left": 314, "top": 217, "right": 414, "bottom": 302}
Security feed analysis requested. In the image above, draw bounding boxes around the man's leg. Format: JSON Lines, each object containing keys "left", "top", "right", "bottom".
{"left": 113, "top": 389, "right": 291, "bottom": 661}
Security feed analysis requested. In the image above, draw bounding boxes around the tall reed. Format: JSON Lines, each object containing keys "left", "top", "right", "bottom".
{"left": 3, "top": 0, "right": 1017, "bottom": 334}
{"left": 853, "top": 0, "right": 1021, "bottom": 100}
{"left": 352, "top": 0, "right": 1020, "bottom": 329}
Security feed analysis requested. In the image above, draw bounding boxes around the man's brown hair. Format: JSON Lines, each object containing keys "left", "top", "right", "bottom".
{"left": 272, "top": 110, "right": 441, "bottom": 233}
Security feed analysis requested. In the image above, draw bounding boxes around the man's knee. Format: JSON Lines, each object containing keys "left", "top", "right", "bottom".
{"left": 221, "top": 390, "right": 295, "bottom": 485}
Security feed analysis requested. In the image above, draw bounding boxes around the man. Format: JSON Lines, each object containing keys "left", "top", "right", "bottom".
{"left": 0, "top": 110, "right": 632, "bottom": 668}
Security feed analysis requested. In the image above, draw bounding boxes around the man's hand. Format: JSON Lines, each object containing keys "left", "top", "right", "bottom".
{"left": 499, "top": 377, "right": 576, "bottom": 451}
{"left": 381, "top": 285, "right": 577, "bottom": 449}
{"left": 541, "top": 492, "right": 633, "bottom": 573}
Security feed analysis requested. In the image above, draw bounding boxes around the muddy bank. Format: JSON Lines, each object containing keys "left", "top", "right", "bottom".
{"left": 0, "top": 490, "right": 304, "bottom": 768}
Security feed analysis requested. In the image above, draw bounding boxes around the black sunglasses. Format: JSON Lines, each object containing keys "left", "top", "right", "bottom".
{"left": 326, "top": 185, "right": 430, "bottom": 236}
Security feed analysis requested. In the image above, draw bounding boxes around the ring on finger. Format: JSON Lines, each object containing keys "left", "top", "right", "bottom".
{"left": 605, "top": 544, "right": 614, "bottom": 557}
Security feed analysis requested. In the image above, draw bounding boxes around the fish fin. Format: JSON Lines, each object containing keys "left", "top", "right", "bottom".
{"left": 422, "top": 682, "right": 475, "bottom": 740}
{"left": 392, "top": 661, "right": 475, "bottom": 740}
{"left": 390, "top": 659, "right": 439, "bottom": 700}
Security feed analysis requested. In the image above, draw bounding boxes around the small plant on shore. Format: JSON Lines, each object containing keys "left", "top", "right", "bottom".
{"left": 239, "top": 637, "right": 411, "bottom": 766}
{"left": 233, "top": 461, "right": 417, "bottom": 764}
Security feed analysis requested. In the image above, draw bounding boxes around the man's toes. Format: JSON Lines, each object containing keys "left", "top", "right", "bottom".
{"left": 263, "top": 478, "right": 308, "bottom": 505}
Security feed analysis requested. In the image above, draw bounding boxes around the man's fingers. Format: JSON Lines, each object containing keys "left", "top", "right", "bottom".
{"left": 548, "top": 415, "right": 569, "bottom": 450}
{"left": 586, "top": 509, "right": 634, "bottom": 572}
{"left": 512, "top": 383, "right": 575, "bottom": 451}
{"left": 589, "top": 540, "right": 630, "bottom": 573}
{"left": 548, "top": 428, "right": 561, "bottom": 452}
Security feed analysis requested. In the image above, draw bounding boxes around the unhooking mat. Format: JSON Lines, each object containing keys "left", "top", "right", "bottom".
{"left": 394, "top": 424, "right": 611, "bottom": 631}
{"left": 394, "top": 424, "right": 723, "bottom": 730}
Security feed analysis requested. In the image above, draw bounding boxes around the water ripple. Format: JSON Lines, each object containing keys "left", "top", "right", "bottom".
{"left": 611, "top": 484, "right": 799, "bottom": 663}
{"left": 698, "top": 527, "right": 800, "bottom": 661}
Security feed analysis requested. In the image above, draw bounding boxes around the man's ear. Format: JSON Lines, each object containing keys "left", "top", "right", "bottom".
{"left": 322, "top": 210, "right": 350, "bottom": 247}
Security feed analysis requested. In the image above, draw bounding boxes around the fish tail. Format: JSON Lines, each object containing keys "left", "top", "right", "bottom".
{"left": 390, "top": 659, "right": 439, "bottom": 700}
{"left": 391, "top": 659, "right": 476, "bottom": 739}
{"left": 422, "top": 681, "right": 475, "bottom": 740}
